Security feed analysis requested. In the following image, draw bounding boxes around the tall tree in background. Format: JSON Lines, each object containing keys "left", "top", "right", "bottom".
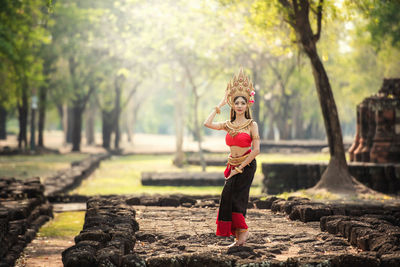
{"left": 276, "top": 0, "right": 372, "bottom": 193}
{"left": 0, "top": 0, "right": 51, "bottom": 148}
{"left": 245, "top": 0, "right": 374, "bottom": 193}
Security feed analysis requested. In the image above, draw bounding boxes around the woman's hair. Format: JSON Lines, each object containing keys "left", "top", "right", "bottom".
{"left": 230, "top": 96, "right": 252, "bottom": 122}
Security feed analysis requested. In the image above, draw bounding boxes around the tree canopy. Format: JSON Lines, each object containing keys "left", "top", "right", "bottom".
{"left": 1, "top": 0, "right": 399, "bottom": 151}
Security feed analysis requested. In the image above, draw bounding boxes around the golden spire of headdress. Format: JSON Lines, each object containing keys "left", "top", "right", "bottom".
{"left": 225, "top": 68, "right": 255, "bottom": 108}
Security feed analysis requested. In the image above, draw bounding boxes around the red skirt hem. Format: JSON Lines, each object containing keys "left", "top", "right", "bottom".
{"left": 216, "top": 212, "right": 248, "bottom": 237}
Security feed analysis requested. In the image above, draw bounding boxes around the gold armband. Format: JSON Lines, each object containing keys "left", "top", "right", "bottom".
{"left": 252, "top": 135, "right": 260, "bottom": 140}
{"left": 215, "top": 106, "right": 221, "bottom": 114}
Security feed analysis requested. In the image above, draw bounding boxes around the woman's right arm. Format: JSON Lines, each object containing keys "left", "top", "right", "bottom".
{"left": 203, "top": 91, "right": 227, "bottom": 130}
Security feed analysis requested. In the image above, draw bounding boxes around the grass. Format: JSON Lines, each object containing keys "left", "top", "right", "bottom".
{"left": 276, "top": 189, "right": 339, "bottom": 201}
{"left": 0, "top": 153, "right": 88, "bottom": 180}
{"left": 71, "top": 153, "right": 330, "bottom": 196}
{"left": 38, "top": 211, "right": 85, "bottom": 238}
{"left": 72, "top": 154, "right": 226, "bottom": 195}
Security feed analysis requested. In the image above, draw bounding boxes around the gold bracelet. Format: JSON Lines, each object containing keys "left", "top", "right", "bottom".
{"left": 234, "top": 166, "right": 243, "bottom": 173}
{"left": 215, "top": 106, "right": 221, "bottom": 114}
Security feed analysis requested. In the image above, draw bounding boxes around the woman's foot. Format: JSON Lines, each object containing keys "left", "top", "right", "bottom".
{"left": 235, "top": 229, "right": 249, "bottom": 246}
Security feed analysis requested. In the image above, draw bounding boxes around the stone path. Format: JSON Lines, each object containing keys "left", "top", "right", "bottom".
{"left": 16, "top": 237, "right": 73, "bottom": 267}
{"left": 133, "top": 206, "right": 362, "bottom": 264}
{"left": 15, "top": 204, "right": 86, "bottom": 267}
{"left": 18, "top": 203, "right": 382, "bottom": 266}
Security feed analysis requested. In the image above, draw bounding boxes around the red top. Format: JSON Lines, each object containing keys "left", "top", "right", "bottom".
{"left": 225, "top": 132, "right": 252, "bottom": 147}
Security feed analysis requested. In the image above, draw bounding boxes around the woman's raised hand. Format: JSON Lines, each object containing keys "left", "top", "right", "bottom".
{"left": 218, "top": 90, "right": 228, "bottom": 107}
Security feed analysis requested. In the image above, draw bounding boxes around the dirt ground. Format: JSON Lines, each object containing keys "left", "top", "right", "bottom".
{"left": 17, "top": 204, "right": 365, "bottom": 266}
{"left": 133, "top": 205, "right": 360, "bottom": 264}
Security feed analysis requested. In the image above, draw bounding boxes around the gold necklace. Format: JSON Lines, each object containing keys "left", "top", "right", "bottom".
{"left": 225, "top": 119, "right": 253, "bottom": 137}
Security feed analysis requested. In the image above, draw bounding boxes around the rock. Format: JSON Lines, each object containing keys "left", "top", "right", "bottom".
{"left": 271, "top": 199, "right": 286, "bottom": 213}
{"left": 179, "top": 196, "right": 197, "bottom": 205}
{"left": 126, "top": 197, "right": 140, "bottom": 205}
{"left": 227, "top": 246, "right": 256, "bottom": 259}
{"left": 75, "top": 230, "right": 111, "bottom": 244}
{"left": 290, "top": 204, "right": 332, "bottom": 222}
{"left": 254, "top": 200, "right": 269, "bottom": 209}
{"left": 330, "top": 254, "right": 380, "bottom": 267}
{"left": 0, "top": 177, "right": 53, "bottom": 266}
{"left": 62, "top": 245, "right": 97, "bottom": 267}
{"left": 136, "top": 232, "right": 157, "bottom": 243}
{"left": 63, "top": 197, "right": 139, "bottom": 267}
{"left": 44, "top": 153, "right": 109, "bottom": 196}
{"left": 159, "top": 197, "right": 180, "bottom": 207}
{"left": 122, "top": 253, "right": 146, "bottom": 267}
{"left": 380, "top": 251, "right": 400, "bottom": 267}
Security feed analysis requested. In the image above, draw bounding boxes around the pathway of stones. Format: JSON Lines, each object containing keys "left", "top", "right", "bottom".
{"left": 133, "top": 205, "right": 361, "bottom": 265}
{"left": 15, "top": 203, "right": 86, "bottom": 267}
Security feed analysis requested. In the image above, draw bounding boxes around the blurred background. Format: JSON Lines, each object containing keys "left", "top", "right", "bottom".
{"left": 2, "top": 0, "right": 399, "bottom": 155}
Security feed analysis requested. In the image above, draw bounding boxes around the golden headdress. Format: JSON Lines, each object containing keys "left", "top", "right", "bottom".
{"left": 225, "top": 68, "right": 255, "bottom": 108}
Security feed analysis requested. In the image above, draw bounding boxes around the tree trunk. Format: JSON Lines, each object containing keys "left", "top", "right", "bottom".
{"left": 85, "top": 99, "right": 96, "bottom": 145}
{"left": 304, "top": 48, "right": 353, "bottom": 188}
{"left": 193, "top": 93, "right": 206, "bottom": 171}
{"left": 18, "top": 87, "right": 28, "bottom": 149}
{"left": 38, "top": 86, "right": 47, "bottom": 147}
{"left": 30, "top": 102, "right": 36, "bottom": 151}
{"left": 61, "top": 104, "right": 68, "bottom": 144}
{"left": 114, "top": 77, "right": 122, "bottom": 150}
{"left": 251, "top": 67, "right": 261, "bottom": 124}
{"left": 173, "top": 81, "right": 185, "bottom": 167}
{"left": 293, "top": 102, "right": 304, "bottom": 139}
{"left": 125, "top": 112, "right": 132, "bottom": 143}
{"left": 0, "top": 105, "right": 7, "bottom": 140}
{"left": 267, "top": 120, "right": 275, "bottom": 140}
{"left": 290, "top": 0, "right": 355, "bottom": 192}
{"left": 66, "top": 106, "right": 73, "bottom": 144}
{"left": 71, "top": 102, "right": 82, "bottom": 152}
{"left": 102, "top": 110, "right": 113, "bottom": 150}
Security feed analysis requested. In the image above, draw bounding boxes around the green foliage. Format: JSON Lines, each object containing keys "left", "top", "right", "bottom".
{"left": 2, "top": 0, "right": 399, "bottom": 144}
{"left": 0, "top": 0, "right": 51, "bottom": 144}
{"left": 363, "top": 0, "right": 400, "bottom": 49}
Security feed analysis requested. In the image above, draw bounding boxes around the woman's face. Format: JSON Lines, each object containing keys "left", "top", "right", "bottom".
{"left": 234, "top": 96, "right": 247, "bottom": 115}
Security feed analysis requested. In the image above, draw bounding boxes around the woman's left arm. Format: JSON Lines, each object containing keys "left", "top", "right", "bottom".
{"left": 238, "top": 121, "right": 260, "bottom": 169}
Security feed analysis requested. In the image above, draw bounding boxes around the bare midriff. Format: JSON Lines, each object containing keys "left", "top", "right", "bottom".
{"left": 230, "top": 146, "right": 252, "bottom": 157}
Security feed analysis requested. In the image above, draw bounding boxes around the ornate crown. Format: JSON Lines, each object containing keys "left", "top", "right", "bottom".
{"left": 225, "top": 68, "right": 255, "bottom": 108}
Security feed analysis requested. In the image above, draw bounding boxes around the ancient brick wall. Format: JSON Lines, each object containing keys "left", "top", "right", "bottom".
{"left": 0, "top": 177, "right": 53, "bottom": 267}
{"left": 262, "top": 162, "right": 400, "bottom": 195}
{"left": 44, "top": 153, "right": 110, "bottom": 196}
{"left": 62, "top": 197, "right": 142, "bottom": 267}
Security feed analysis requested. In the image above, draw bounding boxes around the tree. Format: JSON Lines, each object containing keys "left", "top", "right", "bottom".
{"left": 0, "top": 0, "right": 51, "bottom": 148}
{"left": 247, "top": 0, "right": 374, "bottom": 193}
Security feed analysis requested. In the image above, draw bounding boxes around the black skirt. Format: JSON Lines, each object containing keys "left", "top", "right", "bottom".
{"left": 216, "top": 159, "right": 257, "bottom": 237}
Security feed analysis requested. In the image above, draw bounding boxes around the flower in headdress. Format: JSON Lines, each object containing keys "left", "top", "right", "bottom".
{"left": 250, "top": 90, "right": 255, "bottom": 96}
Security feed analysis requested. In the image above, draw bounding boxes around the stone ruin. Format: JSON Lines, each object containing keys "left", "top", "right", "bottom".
{"left": 62, "top": 197, "right": 141, "bottom": 267}
{"left": 61, "top": 195, "right": 400, "bottom": 266}
{"left": 0, "top": 177, "right": 53, "bottom": 267}
{"left": 349, "top": 78, "right": 400, "bottom": 163}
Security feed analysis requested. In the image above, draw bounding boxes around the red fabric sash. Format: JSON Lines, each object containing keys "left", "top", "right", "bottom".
{"left": 224, "top": 149, "right": 251, "bottom": 178}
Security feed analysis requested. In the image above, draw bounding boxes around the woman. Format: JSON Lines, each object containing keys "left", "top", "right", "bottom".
{"left": 204, "top": 68, "right": 260, "bottom": 246}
